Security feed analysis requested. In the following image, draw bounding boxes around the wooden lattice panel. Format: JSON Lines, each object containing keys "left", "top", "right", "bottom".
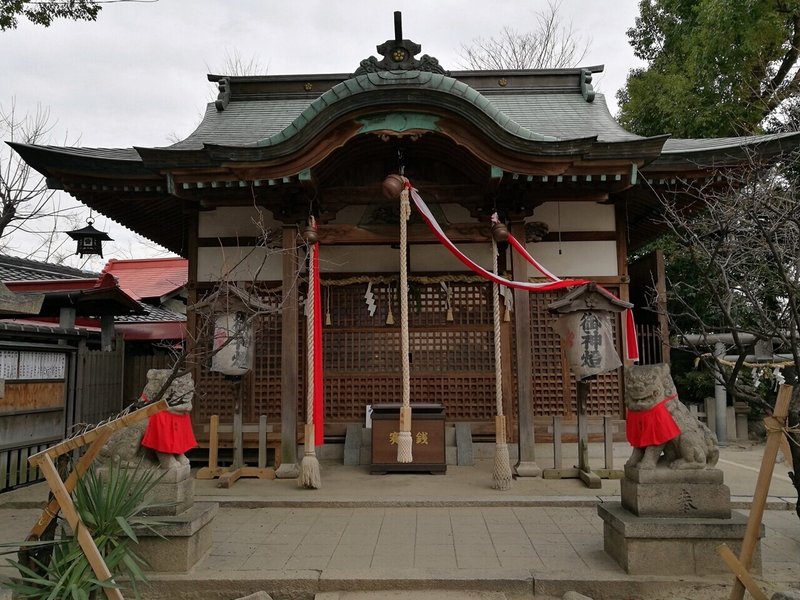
{"left": 528, "top": 288, "right": 623, "bottom": 417}
{"left": 322, "top": 281, "right": 496, "bottom": 423}
{"left": 251, "top": 311, "right": 283, "bottom": 424}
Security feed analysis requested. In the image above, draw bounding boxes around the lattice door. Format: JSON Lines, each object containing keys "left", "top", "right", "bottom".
{"left": 323, "top": 281, "right": 498, "bottom": 424}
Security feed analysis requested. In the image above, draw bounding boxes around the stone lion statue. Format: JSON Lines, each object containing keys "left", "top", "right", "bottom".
{"left": 624, "top": 363, "right": 719, "bottom": 470}
{"left": 99, "top": 369, "right": 196, "bottom": 471}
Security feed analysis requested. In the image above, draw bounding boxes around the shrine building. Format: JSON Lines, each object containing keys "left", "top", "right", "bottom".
{"left": 10, "top": 17, "right": 800, "bottom": 473}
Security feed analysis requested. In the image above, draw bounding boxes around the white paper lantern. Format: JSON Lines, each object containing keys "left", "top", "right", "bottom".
{"left": 211, "top": 312, "right": 253, "bottom": 376}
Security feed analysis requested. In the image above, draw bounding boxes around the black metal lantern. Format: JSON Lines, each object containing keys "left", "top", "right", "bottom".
{"left": 66, "top": 217, "right": 113, "bottom": 258}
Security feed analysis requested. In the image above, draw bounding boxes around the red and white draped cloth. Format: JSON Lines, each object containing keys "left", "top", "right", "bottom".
{"left": 407, "top": 183, "right": 639, "bottom": 362}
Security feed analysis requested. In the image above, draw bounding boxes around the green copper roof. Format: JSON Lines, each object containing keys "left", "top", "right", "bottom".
{"left": 247, "top": 70, "right": 558, "bottom": 149}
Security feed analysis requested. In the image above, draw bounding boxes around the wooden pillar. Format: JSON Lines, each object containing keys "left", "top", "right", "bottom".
{"left": 59, "top": 306, "right": 76, "bottom": 330}
{"left": 509, "top": 221, "right": 541, "bottom": 477}
{"left": 276, "top": 225, "right": 300, "bottom": 478}
{"left": 100, "top": 315, "right": 115, "bottom": 352}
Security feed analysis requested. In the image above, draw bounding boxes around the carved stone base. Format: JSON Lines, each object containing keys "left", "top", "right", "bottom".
{"left": 598, "top": 503, "right": 762, "bottom": 576}
{"left": 621, "top": 466, "right": 731, "bottom": 518}
{"left": 136, "top": 502, "right": 218, "bottom": 573}
{"left": 96, "top": 463, "right": 193, "bottom": 516}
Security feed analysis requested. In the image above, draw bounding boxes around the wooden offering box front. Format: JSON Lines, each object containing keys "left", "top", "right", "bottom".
{"left": 370, "top": 403, "right": 446, "bottom": 474}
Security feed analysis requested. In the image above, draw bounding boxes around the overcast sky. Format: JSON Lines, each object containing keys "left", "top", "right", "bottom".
{"left": 1, "top": 0, "right": 645, "bottom": 268}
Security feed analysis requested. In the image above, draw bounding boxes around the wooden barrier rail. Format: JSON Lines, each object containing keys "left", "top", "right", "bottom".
{"left": 196, "top": 414, "right": 276, "bottom": 488}
{"left": 542, "top": 415, "right": 623, "bottom": 488}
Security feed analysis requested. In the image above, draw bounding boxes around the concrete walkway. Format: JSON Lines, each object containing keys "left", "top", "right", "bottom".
{"left": 0, "top": 443, "right": 798, "bottom": 599}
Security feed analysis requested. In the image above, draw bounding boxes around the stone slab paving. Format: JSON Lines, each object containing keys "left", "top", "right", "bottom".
{"left": 0, "top": 442, "right": 798, "bottom": 599}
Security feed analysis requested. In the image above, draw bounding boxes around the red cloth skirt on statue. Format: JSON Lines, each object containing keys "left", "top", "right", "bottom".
{"left": 141, "top": 412, "right": 197, "bottom": 454}
{"left": 626, "top": 394, "right": 681, "bottom": 448}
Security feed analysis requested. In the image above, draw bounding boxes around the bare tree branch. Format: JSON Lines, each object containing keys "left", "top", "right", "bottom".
{"left": 458, "top": 0, "right": 590, "bottom": 70}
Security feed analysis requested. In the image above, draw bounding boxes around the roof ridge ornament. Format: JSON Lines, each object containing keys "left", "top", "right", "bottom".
{"left": 354, "top": 11, "right": 447, "bottom": 76}
{"left": 580, "top": 69, "right": 595, "bottom": 103}
{"left": 215, "top": 77, "right": 231, "bottom": 112}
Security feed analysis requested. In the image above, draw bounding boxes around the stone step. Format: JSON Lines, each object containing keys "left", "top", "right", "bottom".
{"left": 315, "top": 592, "right": 508, "bottom": 600}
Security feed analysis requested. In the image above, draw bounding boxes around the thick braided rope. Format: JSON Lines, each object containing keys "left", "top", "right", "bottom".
{"left": 305, "top": 242, "right": 315, "bottom": 431}
{"left": 492, "top": 236, "right": 512, "bottom": 490}
{"left": 299, "top": 237, "right": 320, "bottom": 488}
{"left": 397, "top": 185, "right": 413, "bottom": 462}
{"left": 492, "top": 238, "right": 503, "bottom": 418}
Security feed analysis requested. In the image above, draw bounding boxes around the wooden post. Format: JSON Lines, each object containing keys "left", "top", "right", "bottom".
{"left": 553, "top": 416, "right": 562, "bottom": 469}
{"left": 278, "top": 225, "right": 299, "bottom": 477}
{"left": 258, "top": 415, "right": 268, "bottom": 469}
{"left": 604, "top": 416, "right": 614, "bottom": 470}
{"left": 208, "top": 415, "right": 219, "bottom": 471}
{"left": 509, "top": 221, "right": 540, "bottom": 477}
{"left": 725, "top": 384, "right": 792, "bottom": 600}
{"left": 233, "top": 379, "right": 244, "bottom": 470}
{"left": 576, "top": 379, "right": 601, "bottom": 489}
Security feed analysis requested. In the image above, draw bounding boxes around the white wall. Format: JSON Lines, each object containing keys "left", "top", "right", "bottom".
{"left": 198, "top": 206, "right": 282, "bottom": 238}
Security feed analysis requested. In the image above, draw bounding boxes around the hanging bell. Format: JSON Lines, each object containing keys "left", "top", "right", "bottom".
{"left": 303, "top": 224, "right": 319, "bottom": 245}
{"left": 491, "top": 220, "right": 509, "bottom": 243}
{"left": 382, "top": 173, "right": 406, "bottom": 200}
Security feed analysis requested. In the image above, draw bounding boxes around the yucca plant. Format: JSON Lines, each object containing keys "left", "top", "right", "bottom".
{"left": 2, "top": 461, "right": 170, "bottom": 599}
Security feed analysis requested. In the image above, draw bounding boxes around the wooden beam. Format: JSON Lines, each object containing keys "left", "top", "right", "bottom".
{"left": 719, "top": 544, "right": 768, "bottom": 600}
{"left": 728, "top": 384, "right": 792, "bottom": 600}
{"left": 28, "top": 400, "right": 167, "bottom": 465}
{"left": 28, "top": 429, "right": 112, "bottom": 541}
{"left": 38, "top": 454, "right": 123, "bottom": 600}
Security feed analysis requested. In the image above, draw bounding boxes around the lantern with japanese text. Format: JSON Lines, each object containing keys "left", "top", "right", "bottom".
{"left": 211, "top": 311, "right": 253, "bottom": 376}
{"left": 548, "top": 283, "right": 632, "bottom": 380}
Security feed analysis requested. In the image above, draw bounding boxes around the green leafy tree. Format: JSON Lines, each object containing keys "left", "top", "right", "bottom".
{"left": 0, "top": 0, "right": 101, "bottom": 30}
{"left": 618, "top": 0, "right": 800, "bottom": 137}
{"left": 0, "top": 0, "right": 158, "bottom": 31}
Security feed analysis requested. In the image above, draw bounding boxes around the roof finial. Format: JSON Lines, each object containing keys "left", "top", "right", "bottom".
{"left": 394, "top": 11, "right": 403, "bottom": 43}
{"left": 353, "top": 11, "right": 447, "bottom": 76}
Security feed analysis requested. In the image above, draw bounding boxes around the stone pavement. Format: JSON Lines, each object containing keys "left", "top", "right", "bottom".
{"left": 0, "top": 442, "right": 798, "bottom": 599}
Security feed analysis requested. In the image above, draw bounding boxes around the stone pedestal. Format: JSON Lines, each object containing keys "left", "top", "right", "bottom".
{"left": 135, "top": 501, "right": 218, "bottom": 572}
{"left": 141, "top": 463, "right": 194, "bottom": 516}
{"left": 97, "top": 463, "right": 217, "bottom": 573}
{"left": 599, "top": 466, "right": 762, "bottom": 576}
{"left": 621, "top": 466, "right": 731, "bottom": 518}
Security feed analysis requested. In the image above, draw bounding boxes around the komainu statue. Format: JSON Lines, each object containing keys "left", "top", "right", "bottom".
{"left": 99, "top": 369, "right": 197, "bottom": 470}
{"left": 624, "top": 363, "right": 719, "bottom": 470}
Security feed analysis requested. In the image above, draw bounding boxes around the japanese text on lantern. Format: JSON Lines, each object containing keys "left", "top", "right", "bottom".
{"left": 580, "top": 312, "right": 603, "bottom": 369}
